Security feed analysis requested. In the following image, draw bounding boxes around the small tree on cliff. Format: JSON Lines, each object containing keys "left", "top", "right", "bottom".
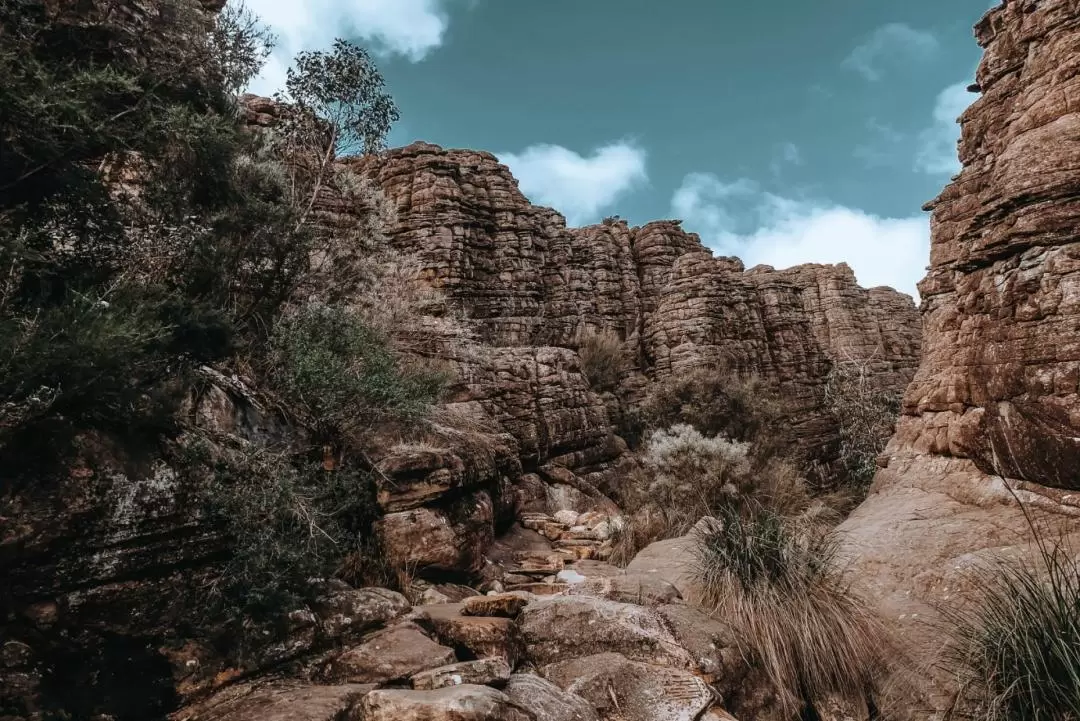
{"left": 273, "top": 39, "right": 399, "bottom": 232}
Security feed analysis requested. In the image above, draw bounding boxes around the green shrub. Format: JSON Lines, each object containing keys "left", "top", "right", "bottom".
{"left": 693, "top": 504, "right": 888, "bottom": 717}
{"left": 190, "top": 439, "right": 382, "bottom": 620}
{"left": 942, "top": 539, "right": 1080, "bottom": 721}
{"left": 576, "top": 328, "right": 624, "bottom": 392}
{"left": 608, "top": 424, "right": 810, "bottom": 565}
{"left": 268, "top": 304, "right": 447, "bottom": 440}
{"left": 641, "top": 365, "right": 786, "bottom": 447}
{"left": 824, "top": 359, "right": 902, "bottom": 492}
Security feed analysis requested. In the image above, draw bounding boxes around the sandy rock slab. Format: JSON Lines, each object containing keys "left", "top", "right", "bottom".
{"left": 542, "top": 652, "right": 714, "bottom": 721}
{"left": 357, "top": 685, "right": 533, "bottom": 721}
{"left": 320, "top": 621, "right": 457, "bottom": 684}
{"left": 171, "top": 680, "right": 374, "bottom": 721}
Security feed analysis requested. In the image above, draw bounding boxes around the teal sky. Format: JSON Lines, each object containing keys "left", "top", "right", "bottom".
{"left": 247, "top": 0, "right": 997, "bottom": 297}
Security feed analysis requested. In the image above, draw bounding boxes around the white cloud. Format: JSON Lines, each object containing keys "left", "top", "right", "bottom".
{"left": 499, "top": 142, "right": 648, "bottom": 226}
{"left": 243, "top": 0, "right": 460, "bottom": 95}
{"left": 671, "top": 173, "right": 929, "bottom": 298}
{"left": 844, "top": 23, "right": 939, "bottom": 81}
{"left": 915, "top": 81, "right": 975, "bottom": 176}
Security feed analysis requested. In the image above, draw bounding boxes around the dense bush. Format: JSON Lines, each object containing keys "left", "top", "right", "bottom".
{"left": 609, "top": 424, "right": 810, "bottom": 565}
{"left": 641, "top": 364, "right": 788, "bottom": 448}
{"left": 693, "top": 504, "right": 888, "bottom": 717}
{"left": 268, "top": 304, "right": 447, "bottom": 441}
{"left": 942, "top": 532, "right": 1080, "bottom": 720}
{"left": 185, "top": 438, "right": 383, "bottom": 620}
{"left": 576, "top": 328, "right": 624, "bottom": 392}
{"left": 0, "top": 0, "right": 407, "bottom": 450}
{"left": 824, "top": 359, "right": 902, "bottom": 492}
{"left": 0, "top": 0, "right": 446, "bottom": 630}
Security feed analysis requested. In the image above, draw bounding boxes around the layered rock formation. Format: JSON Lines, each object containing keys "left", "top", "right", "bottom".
{"left": 350, "top": 142, "right": 921, "bottom": 466}
{"left": 1, "top": 63, "right": 923, "bottom": 721}
{"left": 839, "top": 1, "right": 1080, "bottom": 715}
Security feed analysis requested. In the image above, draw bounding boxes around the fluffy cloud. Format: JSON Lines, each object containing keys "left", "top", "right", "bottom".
{"left": 243, "top": 0, "right": 460, "bottom": 95}
{"left": 671, "top": 173, "right": 929, "bottom": 299}
{"left": 843, "top": 23, "right": 939, "bottom": 81}
{"left": 498, "top": 142, "right": 648, "bottom": 226}
{"left": 915, "top": 81, "right": 975, "bottom": 175}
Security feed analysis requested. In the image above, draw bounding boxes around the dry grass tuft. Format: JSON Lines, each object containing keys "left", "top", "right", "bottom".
{"left": 575, "top": 327, "right": 625, "bottom": 392}
{"left": 693, "top": 504, "right": 890, "bottom": 717}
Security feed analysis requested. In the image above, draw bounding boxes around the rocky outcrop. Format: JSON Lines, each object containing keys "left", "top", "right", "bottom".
{"left": 1, "top": 80, "right": 922, "bottom": 721}
{"left": 839, "top": 1, "right": 1080, "bottom": 716}
{"left": 350, "top": 146, "right": 921, "bottom": 452}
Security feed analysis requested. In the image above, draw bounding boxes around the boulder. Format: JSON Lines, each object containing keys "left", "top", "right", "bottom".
{"left": 462, "top": 594, "right": 528, "bottom": 619}
{"left": 172, "top": 680, "right": 373, "bottom": 721}
{"left": 504, "top": 674, "right": 599, "bottom": 721}
{"left": 517, "top": 596, "right": 693, "bottom": 668}
{"left": 411, "top": 658, "right": 512, "bottom": 690}
{"left": 310, "top": 586, "right": 412, "bottom": 641}
{"left": 542, "top": 652, "right": 713, "bottom": 721}
{"left": 357, "top": 685, "right": 532, "bottom": 721}
{"left": 422, "top": 604, "right": 522, "bottom": 664}
{"left": 320, "top": 622, "right": 456, "bottom": 684}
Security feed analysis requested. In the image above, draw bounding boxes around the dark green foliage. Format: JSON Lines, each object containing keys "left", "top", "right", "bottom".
{"left": 824, "top": 359, "right": 902, "bottom": 492}
{"left": 269, "top": 304, "right": 447, "bottom": 440}
{"left": 641, "top": 365, "right": 785, "bottom": 446}
{"left": 189, "top": 438, "right": 382, "bottom": 619}
{"left": 942, "top": 535, "right": 1080, "bottom": 720}
{"left": 281, "top": 39, "right": 400, "bottom": 157}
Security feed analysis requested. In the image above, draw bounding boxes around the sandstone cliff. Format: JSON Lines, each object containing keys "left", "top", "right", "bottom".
{"left": 0, "top": 69, "right": 923, "bottom": 721}
{"left": 839, "top": 1, "right": 1080, "bottom": 715}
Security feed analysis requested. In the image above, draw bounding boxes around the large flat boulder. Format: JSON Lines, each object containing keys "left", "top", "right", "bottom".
{"left": 542, "top": 652, "right": 713, "bottom": 721}
{"left": 516, "top": 596, "right": 693, "bottom": 668}
{"left": 320, "top": 622, "right": 456, "bottom": 684}
{"left": 357, "top": 685, "right": 532, "bottom": 721}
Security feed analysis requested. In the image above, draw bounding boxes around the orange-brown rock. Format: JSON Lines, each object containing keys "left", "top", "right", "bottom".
{"left": 839, "top": 1, "right": 1080, "bottom": 716}
{"left": 899, "top": 0, "right": 1080, "bottom": 486}
{"left": 349, "top": 142, "right": 921, "bottom": 466}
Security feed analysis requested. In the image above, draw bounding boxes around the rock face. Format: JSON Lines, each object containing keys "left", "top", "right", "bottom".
{"left": 0, "top": 84, "right": 921, "bottom": 721}
{"left": 350, "top": 145, "right": 921, "bottom": 461}
{"left": 839, "top": 1, "right": 1080, "bottom": 716}
{"left": 343, "top": 141, "right": 921, "bottom": 574}
{"left": 898, "top": 0, "right": 1080, "bottom": 487}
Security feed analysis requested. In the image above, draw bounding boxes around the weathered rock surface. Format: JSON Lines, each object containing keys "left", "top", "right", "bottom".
{"left": 351, "top": 144, "right": 920, "bottom": 462}
{"left": 517, "top": 596, "right": 693, "bottom": 668}
{"left": 171, "top": 680, "right": 374, "bottom": 721}
{"left": 839, "top": 1, "right": 1080, "bottom": 716}
{"left": 320, "top": 622, "right": 456, "bottom": 684}
{"left": 542, "top": 652, "right": 713, "bottom": 721}
{"left": 421, "top": 603, "right": 523, "bottom": 664}
{"left": 503, "top": 675, "right": 600, "bottom": 721}
{"left": 358, "top": 685, "right": 533, "bottom": 721}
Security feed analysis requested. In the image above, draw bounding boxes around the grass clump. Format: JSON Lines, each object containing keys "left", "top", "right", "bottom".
{"left": 693, "top": 504, "right": 888, "bottom": 717}
{"left": 576, "top": 327, "right": 624, "bottom": 393}
{"left": 942, "top": 535, "right": 1080, "bottom": 720}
